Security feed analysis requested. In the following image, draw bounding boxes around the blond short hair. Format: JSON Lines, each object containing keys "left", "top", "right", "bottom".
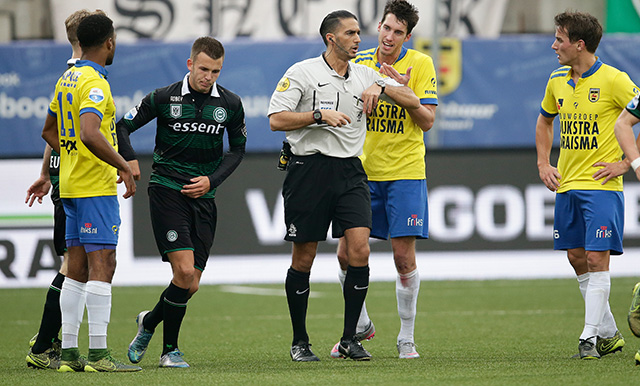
{"left": 64, "top": 9, "right": 107, "bottom": 46}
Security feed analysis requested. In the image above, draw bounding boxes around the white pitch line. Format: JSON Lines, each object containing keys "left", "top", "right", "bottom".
{"left": 219, "top": 285, "right": 323, "bottom": 297}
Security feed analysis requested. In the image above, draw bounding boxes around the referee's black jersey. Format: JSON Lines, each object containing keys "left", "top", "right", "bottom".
{"left": 117, "top": 75, "right": 247, "bottom": 198}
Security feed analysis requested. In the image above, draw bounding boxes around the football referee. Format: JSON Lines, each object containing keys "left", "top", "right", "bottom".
{"left": 268, "top": 9, "right": 420, "bottom": 361}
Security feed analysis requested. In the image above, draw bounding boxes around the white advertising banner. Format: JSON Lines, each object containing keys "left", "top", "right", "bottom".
{"left": 50, "top": 0, "right": 509, "bottom": 42}
{"left": 3, "top": 158, "right": 640, "bottom": 288}
{"left": 0, "top": 159, "right": 150, "bottom": 288}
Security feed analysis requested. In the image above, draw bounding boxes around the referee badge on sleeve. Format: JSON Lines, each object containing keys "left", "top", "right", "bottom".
{"left": 276, "top": 77, "right": 290, "bottom": 92}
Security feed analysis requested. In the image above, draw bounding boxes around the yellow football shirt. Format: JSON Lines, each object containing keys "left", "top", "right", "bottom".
{"left": 353, "top": 46, "right": 438, "bottom": 180}
{"left": 540, "top": 58, "right": 638, "bottom": 193}
{"left": 48, "top": 60, "right": 118, "bottom": 198}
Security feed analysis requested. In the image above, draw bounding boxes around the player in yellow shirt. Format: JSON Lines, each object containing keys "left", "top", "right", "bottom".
{"left": 332, "top": 0, "right": 437, "bottom": 360}
{"left": 536, "top": 11, "right": 638, "bottom": 360}
{"left": 41, "top": 14, "right": 138, "bottom": 372}
{"left": 24, "top": 9, "right": 111, "bottom": 371}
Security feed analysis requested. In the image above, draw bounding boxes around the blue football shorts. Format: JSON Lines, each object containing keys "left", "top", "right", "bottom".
{"left": 369, "top": 179, "right": 429, "bottom": 240}
{"left": 62, "top": 196, "right": 121, "bottom": 246}
{"left": 553, "top": 190, "right": 623, "bottom": 255}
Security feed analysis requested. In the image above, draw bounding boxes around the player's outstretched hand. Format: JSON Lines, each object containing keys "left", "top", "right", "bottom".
{"left": 25, "top": 177, "right": 51, "bottom": 207}
{"left": 380, "top": 63, "right": 411, "bottom": 86}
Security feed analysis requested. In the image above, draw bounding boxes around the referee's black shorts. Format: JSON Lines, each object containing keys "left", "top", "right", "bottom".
{"left": 282, "top": 153, "right": 371, "bottom": 243}
{"left": 148, "top": 184, "right": 217, "bottom": 271}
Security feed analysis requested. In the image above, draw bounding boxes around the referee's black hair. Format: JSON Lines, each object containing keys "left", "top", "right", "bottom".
{"left": 554, "top": 11, "right": 602, "bottom": 53}
{"left": 77, "top": 14, "right": 114, "bottom": 49}
{"left": 319, "top": 10, "right": 358, "bottom": 46}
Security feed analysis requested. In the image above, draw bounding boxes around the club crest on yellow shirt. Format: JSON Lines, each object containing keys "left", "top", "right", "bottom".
{"left": 589, "top": 88, "right": 600, "bottom": 102}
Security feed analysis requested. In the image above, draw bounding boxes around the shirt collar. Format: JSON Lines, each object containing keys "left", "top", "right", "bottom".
{"left": 181, "top": 73, "right": 220, "bottom": 97}
{"left": 566, "top": 57, "right": 603, "bottom": 88}
{"left": 581, "top": 57, "right": 603, "bottom": 78}
{"left": 321, "top": 53, "right": 351, "bottom": 79}
{"left": 74, "top": 60, "right": 108, "bottom": 78}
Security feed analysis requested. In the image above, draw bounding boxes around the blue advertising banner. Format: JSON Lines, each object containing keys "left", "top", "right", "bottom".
{"left": 429, "top": 35, "right": 640, "bottom": 148}
{"left": 2, "top": 35, "right": 640, "bottom": 157}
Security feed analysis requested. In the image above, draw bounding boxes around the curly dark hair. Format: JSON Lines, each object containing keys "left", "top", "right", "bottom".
{"left": 77, "top": 14, "right": 114, "bottom": 49}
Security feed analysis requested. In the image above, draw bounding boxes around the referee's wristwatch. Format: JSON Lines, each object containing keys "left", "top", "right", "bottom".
{"left": 375, "top": 78, "right": 386, "bottom": 95}
{"left": 313, "top": 109, "right": 323, "bottom": 124}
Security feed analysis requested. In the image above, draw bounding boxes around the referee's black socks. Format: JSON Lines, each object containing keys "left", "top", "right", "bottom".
{"left": 286, "top": 267, "right": 311, "bottom": 345}
{"left": 342, "top": 265, "right": 370, "bottom": 341}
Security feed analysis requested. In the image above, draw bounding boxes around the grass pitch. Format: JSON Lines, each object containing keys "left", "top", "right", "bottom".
{"left": 3, "top": 277, "right": 640, "bottom": 385}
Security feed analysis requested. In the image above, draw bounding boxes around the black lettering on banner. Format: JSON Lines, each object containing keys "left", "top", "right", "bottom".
{"left": 28, "top": 240, "right": 61, "bottom": 278}
{"left": 204, "top": 0, "right": 215, "bottom": 35}
{"left": 0, "top": 240, "right": 16, "bottom": 278}
{"left": 278, "top": 0, "right": 303, "bottom": 36}
{"left": 441, "top": 0, "right": 479, "bottom": 36}
{"left": 220, "top": 0, "right": 255, "bottom": 37}
{"left": 114, "top": 0, "right": 175, "bottom": 39}
{"left": 356, "top": 0, "right": 383, "bottom": 31}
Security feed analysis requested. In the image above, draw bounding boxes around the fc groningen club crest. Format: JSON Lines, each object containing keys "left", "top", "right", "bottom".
{"left": 213, "top": 107, "right": 227, "bottom": 123}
